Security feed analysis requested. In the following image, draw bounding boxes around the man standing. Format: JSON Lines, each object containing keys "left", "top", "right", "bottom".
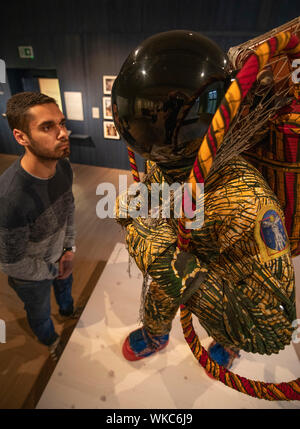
{"left": 0, "top": 92, "right": 76, "bottom": 360}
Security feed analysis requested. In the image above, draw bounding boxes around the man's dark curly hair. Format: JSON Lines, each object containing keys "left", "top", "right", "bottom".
{"left": 6, "top": 92, "right": 57, "bottom": 135}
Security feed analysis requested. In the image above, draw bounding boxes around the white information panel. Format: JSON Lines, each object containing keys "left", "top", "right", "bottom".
{"left": 64, "top": 91, "right": 84, "bottom": 121}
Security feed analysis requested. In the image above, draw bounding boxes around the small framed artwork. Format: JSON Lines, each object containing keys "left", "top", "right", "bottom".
{"left": 103, "top": 75, "right": 116, "bottom": 95}
{"left": 103, "top": 121, "right": 120, "bottom": 140}
{"left": 102, "top": 96, "right": 113, "bottom": 119}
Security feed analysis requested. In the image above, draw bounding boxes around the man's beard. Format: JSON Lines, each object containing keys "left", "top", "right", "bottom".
{"left": 27, "top": 137, "right": 70, "bottom": 161}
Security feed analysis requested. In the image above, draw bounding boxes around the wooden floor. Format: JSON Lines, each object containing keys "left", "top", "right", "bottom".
{"left": 0, "top": 153, "right": 299, "bottom": 409}
{"left": 0, "top": 154, "right": 132, "bottom": 409}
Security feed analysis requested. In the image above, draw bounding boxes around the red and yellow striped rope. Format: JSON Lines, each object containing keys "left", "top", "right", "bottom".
{"left": 127, "top": 147, "right": 140, "bottom": 183}
{"left": 180, "top": 304, "right": 300, "bottom": 401}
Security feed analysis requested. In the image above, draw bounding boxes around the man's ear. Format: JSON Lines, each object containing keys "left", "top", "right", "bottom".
{"left": 13, "top": 129, "right": 30, "bottom": 147}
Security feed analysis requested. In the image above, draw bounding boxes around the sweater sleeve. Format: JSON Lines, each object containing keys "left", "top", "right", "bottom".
{"left": 0, "top": 198, "right": 59, "bottom": 280}
{"left": 61, "top": 161, "right": 76, "bottom": 248}
{"left": 63, "top": 190, "right": 76, "bottom": 248}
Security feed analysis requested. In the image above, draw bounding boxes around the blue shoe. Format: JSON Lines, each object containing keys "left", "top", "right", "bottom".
{"left": 205, "top": 341, "right": 240, "bottom": 380}
{"left": 208, "top": 341, "right": 240, "bottom": 369}
{"left": 122, "top": 327, "right": 169, "bottom": 361}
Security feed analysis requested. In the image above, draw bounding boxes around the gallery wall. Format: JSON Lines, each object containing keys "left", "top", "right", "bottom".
{"left": 0, "top": 0, "right": 299, "bottom": 170}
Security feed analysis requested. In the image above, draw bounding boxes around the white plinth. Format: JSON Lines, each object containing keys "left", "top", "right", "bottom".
{"left": 37, "top": 243, "right": 300, "bottom": 409}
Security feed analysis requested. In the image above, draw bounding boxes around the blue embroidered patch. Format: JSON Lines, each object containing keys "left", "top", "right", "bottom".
{"left": 260, "top": 210, "right": 287, "bottom": 251}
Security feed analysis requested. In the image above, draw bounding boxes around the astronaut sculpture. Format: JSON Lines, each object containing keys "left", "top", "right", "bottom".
{"left": 113, "top": 24, "right": 300, "bottom": 400}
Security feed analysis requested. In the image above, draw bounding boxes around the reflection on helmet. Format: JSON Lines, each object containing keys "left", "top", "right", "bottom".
{"left": 112, "top": 30, "right": 230, "bottom": 166}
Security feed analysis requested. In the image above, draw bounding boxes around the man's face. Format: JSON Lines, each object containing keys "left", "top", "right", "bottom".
{"left": 25, "top": 103, "right": 70, "bottom": 160}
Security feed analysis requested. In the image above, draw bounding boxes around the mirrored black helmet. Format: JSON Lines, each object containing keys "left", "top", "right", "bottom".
{"left": 112, "top": 30, "right": 230, "bottom": 166}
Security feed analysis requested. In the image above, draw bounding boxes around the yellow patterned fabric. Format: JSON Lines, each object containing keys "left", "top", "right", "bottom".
{"left": 243, "top": 96, "right": 300, "bottom": 256}
{"left": 125, "top": 219, "right": 177, "bottom": 274}
{"left": 116, "top": 156, "right": 296, "bottom": 355}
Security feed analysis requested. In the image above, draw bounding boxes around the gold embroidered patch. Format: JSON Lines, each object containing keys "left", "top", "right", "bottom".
{"left": 254, "top": 205, "right": 290, "bottom": 262}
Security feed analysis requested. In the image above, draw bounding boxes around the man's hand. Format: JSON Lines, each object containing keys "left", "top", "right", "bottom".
{"left": 57, "top": 250, "right": 74, "bottom": 279}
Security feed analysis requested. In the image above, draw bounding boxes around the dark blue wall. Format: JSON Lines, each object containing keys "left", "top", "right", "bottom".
{"left": 0, "top": 0, "right": 299, "bottom": 170}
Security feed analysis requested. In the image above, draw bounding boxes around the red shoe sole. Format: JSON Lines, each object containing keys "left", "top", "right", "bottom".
{"left": 122, "top": 336, "right": 169, "bottom": 361}
{"left": 122, "top": 336, "right": 146, "bottom": 361}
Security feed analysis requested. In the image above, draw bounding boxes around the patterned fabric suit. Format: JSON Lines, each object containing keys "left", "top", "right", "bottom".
{"left": 116, "top": 156, "right": 296, "bottom": 356}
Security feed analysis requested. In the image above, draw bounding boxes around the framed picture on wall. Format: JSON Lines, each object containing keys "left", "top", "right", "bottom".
{"left": 103, "top": 121, "right": 120, "bottom": 140}
{"left": 102, "top": 96, "right": 113, "bottom": 119}
{"left": 103, "top": 75, "right": 116, "bottom": 95}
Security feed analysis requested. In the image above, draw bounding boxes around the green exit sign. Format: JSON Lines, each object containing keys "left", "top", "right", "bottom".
{"left": 18, "top": 46, "right": 34, "bottom": 59}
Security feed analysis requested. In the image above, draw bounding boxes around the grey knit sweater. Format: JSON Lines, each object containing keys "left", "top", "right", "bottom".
{"left": 0, "top": 158, "right": 75, "bottom": 281}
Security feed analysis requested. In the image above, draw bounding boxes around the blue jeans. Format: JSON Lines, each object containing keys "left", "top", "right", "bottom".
{"left": 8, "top": 274, "right": 74, "bottom": 346}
